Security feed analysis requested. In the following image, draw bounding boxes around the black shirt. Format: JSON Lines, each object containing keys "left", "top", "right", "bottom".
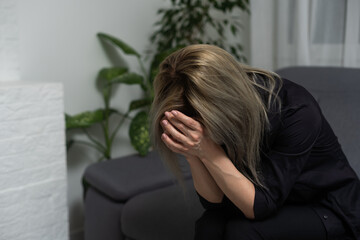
{"left": 198, "top": 78, "right": 360, "bottom": 239}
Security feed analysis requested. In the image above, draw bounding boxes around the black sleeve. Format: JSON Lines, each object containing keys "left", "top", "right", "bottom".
{"left": 254, "top": 102, "right": 322, "bottom": 220}
{"left": 196, "top": 191, "right": 246, "bottom": 218}
{"left": 196, "top": 191, "right": 226, "bottom": 210}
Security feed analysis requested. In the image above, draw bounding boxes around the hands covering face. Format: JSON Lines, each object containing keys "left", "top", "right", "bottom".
{"left": 161, "top": 110, "right": 224, "bottom": 160}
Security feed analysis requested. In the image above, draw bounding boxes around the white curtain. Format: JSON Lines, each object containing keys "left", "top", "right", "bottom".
{"left": 250, "top": 0, "right": 360, "bottom": 71}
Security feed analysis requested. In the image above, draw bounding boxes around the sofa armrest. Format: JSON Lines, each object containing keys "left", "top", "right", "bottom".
{"left": 84, "top": 151, "right": 192, "bottom": 202}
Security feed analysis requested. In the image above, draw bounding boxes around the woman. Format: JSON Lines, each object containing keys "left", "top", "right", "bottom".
{"left": 150, "top": 44, "right": 360, "bottom": 240}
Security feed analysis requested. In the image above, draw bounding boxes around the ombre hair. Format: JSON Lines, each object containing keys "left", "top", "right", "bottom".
{"left": 150, "top": 44, "right": 282, "bottom": 187}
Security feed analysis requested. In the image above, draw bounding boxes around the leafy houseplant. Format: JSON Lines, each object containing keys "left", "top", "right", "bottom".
{"left": 66, "top": 33, "right": 172, "bottom": 159}
{"left": 151, "top": 0, "right": 250, "bottom": 62}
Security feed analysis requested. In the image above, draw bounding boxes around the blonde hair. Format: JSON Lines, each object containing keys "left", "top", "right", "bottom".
{"left": 150, "top": 44, "right": 282, "bottom": 187}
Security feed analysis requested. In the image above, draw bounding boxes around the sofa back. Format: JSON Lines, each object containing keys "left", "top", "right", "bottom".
{"left": 276, "top": 66, "right": 360, "bottom": 177}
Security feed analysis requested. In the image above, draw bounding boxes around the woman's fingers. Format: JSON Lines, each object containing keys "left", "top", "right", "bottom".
{"left": 164, "top": 112, "right": 188, "bottom": 135}
{"left": 161, "top": 110, "right": 204, "bottom": 157}
{"left": 161, "top": 119, "right": 189, "bottom": 144}
{"left": 161, "top": 132, "right": 187, "bottom": 154}
{"left": 165, "top": 111, "right": 203, "bottom": 141}
{"left": 168, "top": 110, "right": 201, "bottom": 131}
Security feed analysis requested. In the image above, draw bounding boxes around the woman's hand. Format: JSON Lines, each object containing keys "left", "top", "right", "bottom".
{"left": 160, "top": 110, "right": 225, "bottom": 161}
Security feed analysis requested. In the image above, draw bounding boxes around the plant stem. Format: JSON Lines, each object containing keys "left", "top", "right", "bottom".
{"left": 102, "top": 84, "right": 113, "bottom": 160}
{"left": 75, "top": 140, "right": 105, "bottom": 154}
{"left": 101, "top": 120, "right": 111, "bottom": 160}
{"left": 137, "top": 57, "right": 153, "bottom": 98}
{"left": 109, "top": 111, "right": 130, "bottom": 144}
{"left": 82, "top": 128, "right": 107, "bottom": 152}
{"left": 115, "top": 111, "right": 133, "bottom": 120}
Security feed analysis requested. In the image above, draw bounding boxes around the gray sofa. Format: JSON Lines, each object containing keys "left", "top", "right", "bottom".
{"left": 83, "top": 66, "right": 360, "bottom": 240}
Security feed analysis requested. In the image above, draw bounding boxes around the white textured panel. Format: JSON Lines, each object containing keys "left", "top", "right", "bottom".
{"left": 0, "top": 162, "right": 66, "bottom": 190}
{"left": 0, "top": 115, "right": 65, "bottom": 140}
{"left": 0, "top": 180, "right": 68, "bottom": 240}
{"left": 0, "top": 82, "right": 64, "bottom": 121}
{"left": 0, "top": 81, "right": 68, "bottom": 240}
{"left": 0, "top": 146, "right": 65, "bottom": 174}
{"left": 0, "top": 131, "right": 65, "bottom": 159}
{"left": 0, "top": 99, "right": 64, "bottom": 121}
{"left": 0, "top": 82, "right": 63, "bottom": 104}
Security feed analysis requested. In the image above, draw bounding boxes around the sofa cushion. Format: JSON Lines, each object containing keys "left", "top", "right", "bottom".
{"left": 84, "top": 151, "right": 192, "bottom": 201}
{"left": 121, "top": 179, "right": 203, "bottom": 240}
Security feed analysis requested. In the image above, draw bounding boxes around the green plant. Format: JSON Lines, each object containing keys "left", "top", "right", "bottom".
{"left": 150, "top": 0, "right": 250, "bottom": 62}
{"left": 66, "top": 33, "right": 180, "bottom": 159}
{"left": 65, "top": 34, "right": 150, "bottom": 159}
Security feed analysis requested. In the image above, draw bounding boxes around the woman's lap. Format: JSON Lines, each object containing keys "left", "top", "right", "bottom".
{"left": 194, "top": 205, "right": 327, "bottom": 240}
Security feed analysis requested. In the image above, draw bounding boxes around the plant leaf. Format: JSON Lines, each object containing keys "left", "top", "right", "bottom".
{"left": 109, "top": 72, "right": 145, "bottom": 87}
{"left": 129, "top": 111, "right": 151, "bottom": 156}
{"left": 66, "top": 109, "right": 120, "bottom": 130}
{"left": 97, "top": 67, "right": 128, "bottom": 106}
{"left": 129, "top": 98, "right": 153, "bottom": 112}
{"left": 98, "top": 67, "right": 128, "bottom": 82}
{"left": 65, "top": 109, "right": 105, "bottom": 129}
{"left": 98, "top": 33, "right": 140, "bottom": 57}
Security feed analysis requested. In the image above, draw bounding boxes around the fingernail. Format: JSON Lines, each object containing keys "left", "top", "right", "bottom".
{"left": 165, "top": 111, "right": 171, "bottom": 117}
{"left": 162, "top": 120, "right": 168, "bottom": 125}
{"left": 162, "top": 133, "right": 167, "bottom": 139}
{"left": 172, "top": 110, "right": 177, "bottom": 115}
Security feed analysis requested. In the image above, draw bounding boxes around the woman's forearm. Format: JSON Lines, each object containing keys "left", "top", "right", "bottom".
{"left": 200, "top": 154, "right": 256, "bottom": 219}
{"left": 187, "top": 156, "right": 224, "bottom": 203}
{"left": 159, "top": 110, "right": 254, "bottom": 216}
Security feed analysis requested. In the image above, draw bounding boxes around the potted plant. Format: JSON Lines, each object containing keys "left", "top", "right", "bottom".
{"left": 65, "top": 33, "right": 173, "bottom": 159}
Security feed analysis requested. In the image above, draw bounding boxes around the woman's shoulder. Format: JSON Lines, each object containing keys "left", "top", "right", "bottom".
{"left": 265, "top": 77, "right": 323, "bottom": 154}
{"left": 279, "top": 78, "right": 319, "bottom": 110}
{"left": 253, "top": 73, "right": 322, "bottom": 132}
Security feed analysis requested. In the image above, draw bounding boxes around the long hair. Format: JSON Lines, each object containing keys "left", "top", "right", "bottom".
{"left": 150, "top": 44, "right": 282, "bottom": 187}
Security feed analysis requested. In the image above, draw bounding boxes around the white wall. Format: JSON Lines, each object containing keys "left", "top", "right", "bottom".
{"left": 0, "top": 0, "right": 20, "bottom": 81}
{"left": 16, "top": 0, "right": 250, "bottom": 238}
{"left": 17, "top": 0, "right": 167, "bottom": 238}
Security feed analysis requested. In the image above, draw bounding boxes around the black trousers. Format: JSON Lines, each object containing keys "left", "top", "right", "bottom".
{"left": 194, "top": 205, "right": 328, "bottom": 240}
